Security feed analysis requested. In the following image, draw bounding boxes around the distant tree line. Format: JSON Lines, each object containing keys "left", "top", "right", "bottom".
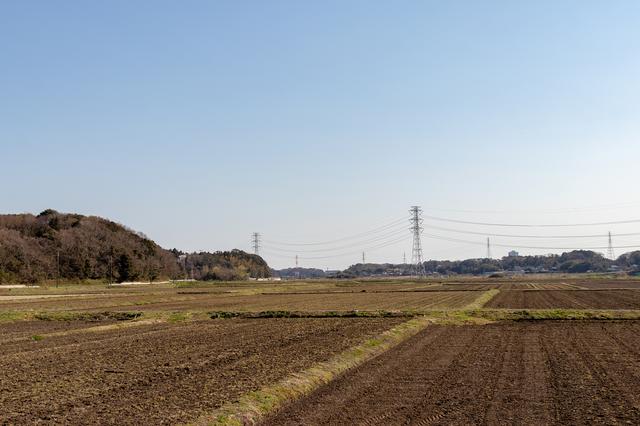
{"left": 272, "top": 267, "right": 327, "bottom": 279}
{"left": 0, "top": 210, "right": 270, "bottom": 284}
{"left": 344, "top": 250, "right": 640, "bottom": 277}
{"left": 175, "top": 249, "right": 271, "bottom": 281}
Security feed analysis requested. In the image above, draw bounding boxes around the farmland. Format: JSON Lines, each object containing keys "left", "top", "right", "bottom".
{"left": 263, "top": 321, "right": 640, "bottom": 425}
{"left": 2, "top": 275, "right": 640, "bottom": 425}
{"left": 0, "top": 289, "right": 481, "bottom": 313}
{"left": 0, "top": 317, "right": 402, "bottom": 424}
{"left": 486, "top": 289, "right": 640, "bottom": 309}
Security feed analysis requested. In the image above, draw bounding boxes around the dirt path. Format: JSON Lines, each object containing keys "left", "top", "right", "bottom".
{"left": 262, "top": 321, "right": 640, "bottom": 425}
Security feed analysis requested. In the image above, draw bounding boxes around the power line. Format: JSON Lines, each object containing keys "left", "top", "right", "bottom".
{"left": 422, "top": 214, "right": 640, "bottom": 228}
{"left": 262, "top": 217, "right": 406, "bottom": 246}
{"left": 423, "top": 232, "right": 640, "bottom": 251}
{"left": 423, "top": 201, "right": 640, "bottom": 215}
{"left": 262, "top": 226, "right": 408, "bottom": 253}
{"left": 262, "top": 234, "right": 408, "bottom": 260}
{"left": 422, "top": 223, "right": 640, "bottom": 239}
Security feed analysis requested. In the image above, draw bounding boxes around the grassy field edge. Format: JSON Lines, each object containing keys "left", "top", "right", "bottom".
{"left": 190, "top": 316, "right": 433, "bottom": 426}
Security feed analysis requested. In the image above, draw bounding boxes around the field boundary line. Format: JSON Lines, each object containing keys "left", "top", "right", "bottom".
{"left": 0, "top": 310, "right": 142, "bottom": 323}
{"left": 208, "top": 310, "right": 417, "bottom": 318}
{"left": 190, "top": 316, "right": 433, "bottom": 426}
{"left": 3, "top": 318, "right": 165, "bottom": 344}
{"left": 463, "top": 289, "right": 500, "bottom": 310}
{"left": 468, "top": 308, "right": 640, "bottom": 321}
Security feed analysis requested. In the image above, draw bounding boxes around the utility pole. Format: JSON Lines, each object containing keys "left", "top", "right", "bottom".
{"left": 607, "top": 231, "right": 615, "bottom": 260}
{"left": 362, "top": 252, "right": 365, "bottom": 264}
{"left": 486, "top": 237, "right": 491, "bottom": 259}
{"left": 403, "top": 252, "right": 406, "bottom": 264}
{"left": 409, "top": 206, "right": 426, "bottom": 277}
{"left": 108, "top": 252, "right": 113, "bottom": 287}
{"left": 56, "top": 249, "right": 60, "bottom": 288}
{"left": 252, "top": 232, "right": 261, "bottom": 255}
{"left": 295, "top": 255, "right": 298, "bottom": 267}
{"left": 183, "top": 255, "right": 188, "bottom": 280}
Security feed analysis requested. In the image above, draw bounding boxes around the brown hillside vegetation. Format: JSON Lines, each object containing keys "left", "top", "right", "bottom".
{"left": 0, "top": 210, "right": 269, "bottom": 283}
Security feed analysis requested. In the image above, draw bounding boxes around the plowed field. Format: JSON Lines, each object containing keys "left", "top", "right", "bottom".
{"left": 0, "top": 290, "right": 481, "bottom": 312}
{"left": 0, "top": 318, "right": 401, "bottom": 425}
{"left": 263, "top": 321, "right": 640, "bottom": 425}
{"left": 486, "top": 289, "right": 640, "bottom": 309}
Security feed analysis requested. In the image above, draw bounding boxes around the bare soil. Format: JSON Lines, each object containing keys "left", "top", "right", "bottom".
{"left": 486, "top": 289, "right": 640, "bottom": 309}
{"left": 0, "top": 318, "right": 401, "bottom": 425}
{"left": 0, "top": 320, "right": 116, "bottom": 343}
{"left": 263, "top": 321, "right": 640, "bottom": 425}
{"left": 0, "top": 290, "right": 481, "bottom": 312}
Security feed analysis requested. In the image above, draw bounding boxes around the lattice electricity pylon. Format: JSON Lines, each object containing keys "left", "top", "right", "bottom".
{"left": 252, "top": 232, "right": 261, "bottom": 255}
{"left": 409, "top": 206, "right": 426, "bottom": 276}
{"left": 607, "top": 231, "right": 615, "bottom": 260}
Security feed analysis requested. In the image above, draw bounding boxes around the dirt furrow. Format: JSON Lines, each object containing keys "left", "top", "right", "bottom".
{"left": 262, "top": 321, "right": 640, "bottom": 425}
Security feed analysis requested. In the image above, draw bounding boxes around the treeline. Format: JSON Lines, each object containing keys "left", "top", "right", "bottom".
{"left": 176, "top": 249, "right": 270, "bottom": 281}
{"left": 272, "top": 267, "right": 327, "bottom": 279}
{"left": 344, "top": 250, "right": 640, "bottom": 277}
{"left": 0, "top": 210, "right": 270, "bottom": 283}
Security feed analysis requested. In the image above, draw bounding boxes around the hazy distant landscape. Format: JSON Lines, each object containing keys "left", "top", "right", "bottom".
{"left": 3, "top": 210, "right": 640, "bottom": 286}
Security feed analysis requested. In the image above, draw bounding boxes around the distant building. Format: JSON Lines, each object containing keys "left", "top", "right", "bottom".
{"left": 324, "top": 269, "right": 342, "bottom": 278}
{"left": 508, "top": 250, "right": 519, "bottom": 257}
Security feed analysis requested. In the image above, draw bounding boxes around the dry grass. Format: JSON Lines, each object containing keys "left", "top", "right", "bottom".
{"left": 463, "top": 289, "right": 500, "bottom": 309}
{"left": 191, "top": 316, "right": 433, "bottom": 426}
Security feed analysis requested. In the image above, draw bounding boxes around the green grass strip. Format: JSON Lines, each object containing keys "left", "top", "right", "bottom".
{"left": 190, "top": 316, "right": 433, "bottom": 426}
{"left": 0, "top": 310, "right": 142, "bottom": 323}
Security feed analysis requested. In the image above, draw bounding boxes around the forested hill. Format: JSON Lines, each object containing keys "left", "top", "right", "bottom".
{"left": 0, "top": 210, "right": 270, "bottom": 283}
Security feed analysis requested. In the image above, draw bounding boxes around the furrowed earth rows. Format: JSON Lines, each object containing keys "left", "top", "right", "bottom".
{"left": 539, "top": 323, "right": 637, "bottom": 424}
{"left": 0, "top": 319, "right": 402, "bottom": 424}
{"left": 484, "top": 324, "right": 554, "bottom": 424}
{"left": 405, "top": 325, "right": 512, "bottom": 425}
{"left": 358, "top": 326, "right": 485, "bottom": 426}
{"left": 0, "top": 321, "right": 175, "bottom": 357}
{"left": 261, "top": 326, "right": 457, "bottom": 425}
{"left": 262, "top": 326, "right": 506, "bottom": 426}
{"left": 573, "top": 323, "right": 640, "bottom": 409}
{"left": 600, "top": 322, "right": 640, "bottom": 357}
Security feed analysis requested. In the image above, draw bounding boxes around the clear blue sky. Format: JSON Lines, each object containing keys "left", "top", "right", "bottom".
{"left": 2, "top": 1, "right": 640, "bottom": 269}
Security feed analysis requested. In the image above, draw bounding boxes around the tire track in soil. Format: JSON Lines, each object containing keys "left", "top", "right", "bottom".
{"left": 263, "top": 326, "right": 474, "bottom": 426}
{"left": 540, "top": 323, "right": 640, "bottom": 424}
{"left": 263, "top": 326, "right": 503, "bottom": 426}
{"left": 334, "top": 326, "right": 458, "bottom": 425}
{"left": 403, "top": 328, "right": 507, "bottom": 425}
{"left": 573, "top": 324, "right": 640, "bottom": 416}
{"left": 262, "top": 322, "right": 640, "bottom": 426}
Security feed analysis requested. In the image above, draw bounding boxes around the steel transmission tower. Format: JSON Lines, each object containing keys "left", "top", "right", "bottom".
{"left": 607, "top": 231, "right": 615, "bottom": 260}
{"left": 486, "top": 237, "right": 491, "bottom": 259}
{"left": 252, "top": 232, "right": 261, "bottom": 255}
{"left": 409, "top": 206, "right": 426, "bottom": 276}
